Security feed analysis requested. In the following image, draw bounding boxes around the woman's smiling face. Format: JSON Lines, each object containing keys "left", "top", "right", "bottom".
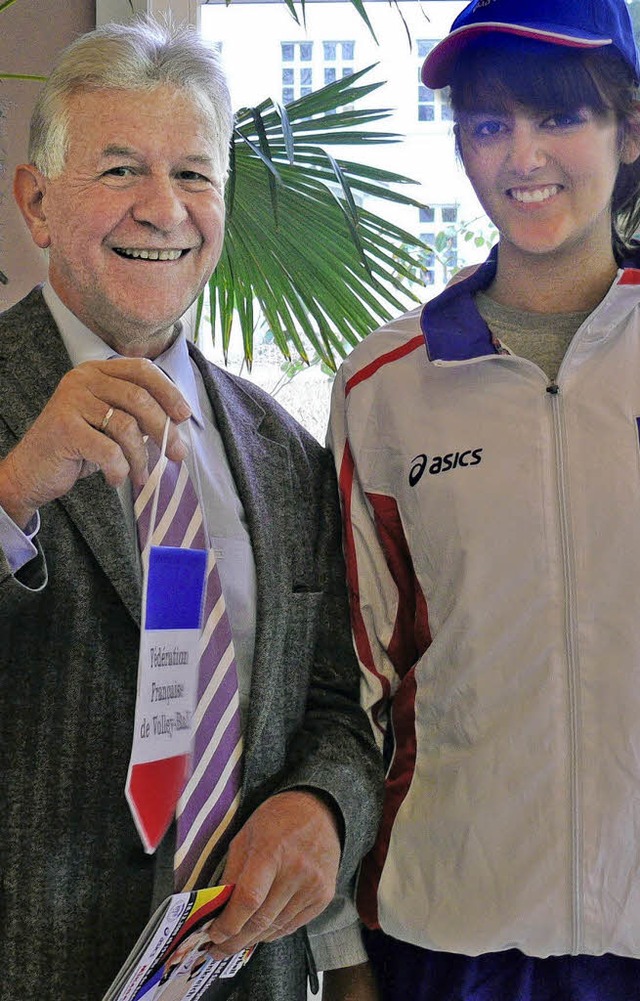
{"left": 457, "top": 102, "right": 639, "bottom": 263}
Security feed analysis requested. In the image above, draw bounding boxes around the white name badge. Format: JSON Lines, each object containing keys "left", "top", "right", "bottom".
{"left": 126, "top": 544, "right": 208, "bottom": 853}
{"left": 133, "top": 627, "right": 200, "bottom": 762}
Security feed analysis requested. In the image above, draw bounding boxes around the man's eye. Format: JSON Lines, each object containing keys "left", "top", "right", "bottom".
{"left": 104, "top": 166, "right": 135, "bottom": 177}
{"left": 178, "top": 171, "right": 213, "bottom": 185}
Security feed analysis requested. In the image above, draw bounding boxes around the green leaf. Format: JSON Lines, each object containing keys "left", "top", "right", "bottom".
{"left": 193, "top": 288, "right": 205, "bottom": 344}
{"left": 0, "top": 72, "right": 48, "bottom": 81}
{"left": 234, "top": 130, "right": 282, "bottom": 182}
{"left": 251, "top": 106, "right": 280, "bottom": 226}
{"left": 274, "top": 100, "right": 295, "bottom": 164}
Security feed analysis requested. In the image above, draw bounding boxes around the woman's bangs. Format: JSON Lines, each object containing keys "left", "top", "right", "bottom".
{"left": 450, "top": 41, "right": 611, "bottom": 116}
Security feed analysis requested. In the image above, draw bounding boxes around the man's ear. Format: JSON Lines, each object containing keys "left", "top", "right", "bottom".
{"left": 13, "top": 164, "right": 52, "bottom": 249}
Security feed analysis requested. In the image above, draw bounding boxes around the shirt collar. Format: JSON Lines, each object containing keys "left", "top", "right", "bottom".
{"left": 42, "top": 282, "right": 204, "bottom": 428}
{"left": 154, "top": 329, "right": 204, "bottom": 429}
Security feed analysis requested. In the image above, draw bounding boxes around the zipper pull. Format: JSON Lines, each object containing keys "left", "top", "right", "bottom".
{"left": 546, "top": 382, "right": 560, "bottom": 395}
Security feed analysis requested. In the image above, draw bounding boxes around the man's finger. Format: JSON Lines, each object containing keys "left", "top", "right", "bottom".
{"left": 75, "top": 360, "right": 191, "bottom": 462}
{"left": 259, "top": 900, "right": 322, "bottom": 943}
{"left": 208, "top": 855, "right": 279, "bottom": 943}
{"left": 209, "top": 881, "right": 297, "bottom": 955}
{"left": 88, "top": 357, "right": 191, "bottom": 423}
{"left": 97, "top": 408, "right": 150, "bottom": 486}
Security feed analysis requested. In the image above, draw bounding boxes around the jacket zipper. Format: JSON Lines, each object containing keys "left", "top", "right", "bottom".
{"left": 546, "top": 380, "right": 583, "bottom": 953}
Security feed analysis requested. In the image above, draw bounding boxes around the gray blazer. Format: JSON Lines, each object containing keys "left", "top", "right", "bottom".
{"left": 0, "top": 288, "right": 381, "bottom": 1001}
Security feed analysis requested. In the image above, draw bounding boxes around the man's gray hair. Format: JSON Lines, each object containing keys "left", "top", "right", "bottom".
{"left": 29, "top": 17, "right": 233, "bottom": 179}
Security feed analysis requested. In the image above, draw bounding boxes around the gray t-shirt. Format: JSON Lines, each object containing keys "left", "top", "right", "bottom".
{"left": 475, "top": 290, "right": 591, "bottom": 382}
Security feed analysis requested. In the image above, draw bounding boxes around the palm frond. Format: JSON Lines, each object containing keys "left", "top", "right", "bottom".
{"left": 0, "top": 72, "right": 47, "bottom": 81}
{"left": 214, "top": 0, "right": 378, "bottom": 37}
{"left": 203, "top": 65, "right": 429, "bottom": 370}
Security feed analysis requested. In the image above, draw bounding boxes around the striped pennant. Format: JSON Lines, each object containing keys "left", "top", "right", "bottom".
{"left": 134, "top": 435, "right": 243, "bottom": 890}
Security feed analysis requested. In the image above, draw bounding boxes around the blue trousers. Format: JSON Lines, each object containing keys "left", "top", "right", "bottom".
{"left": 363, "top": 928, "right": 640, "bottom": 1000}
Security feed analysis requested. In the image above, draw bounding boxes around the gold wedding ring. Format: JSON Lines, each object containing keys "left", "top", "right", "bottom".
{"left": 100, "top": 406, "right": 114, "bottom": 432}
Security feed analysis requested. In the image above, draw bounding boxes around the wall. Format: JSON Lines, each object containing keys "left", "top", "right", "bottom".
{"left": 0, "top": 0, "right": 95, "bottom": 309}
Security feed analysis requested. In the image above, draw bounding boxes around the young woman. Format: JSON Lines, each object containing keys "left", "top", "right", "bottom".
{"left": 329, "top": 1, "right": 640, "bottom": 998}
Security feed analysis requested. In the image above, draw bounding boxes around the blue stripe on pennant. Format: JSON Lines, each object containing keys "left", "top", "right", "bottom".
{"left": 145, "top": 546, "right": 207, "bottom": 630}
{"left": 637, "top": 417, "right": 640, "bottom": 445}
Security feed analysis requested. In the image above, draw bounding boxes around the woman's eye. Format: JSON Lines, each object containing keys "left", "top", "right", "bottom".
{"left": 474, "top": 120, "right": 506, "bottom": 137}
{"left": 544, "top": 111, "right": 586, "bottom": 128}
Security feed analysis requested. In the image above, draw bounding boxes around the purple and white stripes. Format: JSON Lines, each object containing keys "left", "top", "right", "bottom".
{"left": 134, "top": 433, "right": 243, "bottom": 890}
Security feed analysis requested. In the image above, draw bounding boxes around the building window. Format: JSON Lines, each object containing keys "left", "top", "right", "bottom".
{"left": 281, "top": 41, "right": 314, "bottom": 103}
{"left": 419, "top": 205, "right": 459, "bottom": 285}
{"left": 417, "top": 40, "right": 453, "bottom": 123}
{"left": 323, "top": 40, "right": 355, "bottom": 85}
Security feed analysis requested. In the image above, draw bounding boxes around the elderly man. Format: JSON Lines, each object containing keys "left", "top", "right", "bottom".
{"left": 0, "top": 19, "right": 380, "bottom": 1001}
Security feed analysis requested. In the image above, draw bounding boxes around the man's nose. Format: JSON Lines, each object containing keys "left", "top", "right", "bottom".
{"left": 131, "top": 175, "right": 188, "bottom": 231}
{"left": 506, "top": 124, "right": 547, "bottom": 175}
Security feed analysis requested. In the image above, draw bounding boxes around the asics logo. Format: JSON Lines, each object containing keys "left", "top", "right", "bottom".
{"left": 409, "top": 447, "right": 483, "bottom": 485}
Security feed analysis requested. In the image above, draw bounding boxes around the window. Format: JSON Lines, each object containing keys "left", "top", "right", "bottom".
{"left": 417, "top": 40, "right": 453, "bottom": 123}
{"left": 419, "top": 205, "right": 459, "bottom": 286}
{"left": 281, "top": 39, "right": 355, "bottom": 110}
{"left": 323, "top": 40, "right": 355, "bottom": 86}
{"left": 281, "top": 41, "right": 314, "bottom": 103}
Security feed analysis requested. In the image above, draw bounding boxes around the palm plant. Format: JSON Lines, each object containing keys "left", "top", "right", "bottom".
{"left": 206, "top": 66, "right": 427, "bottom": 370}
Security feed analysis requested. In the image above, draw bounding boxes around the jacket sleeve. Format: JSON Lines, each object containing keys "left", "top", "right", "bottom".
{"left": 327, "top": 365, "right": 430, "bottom": 753}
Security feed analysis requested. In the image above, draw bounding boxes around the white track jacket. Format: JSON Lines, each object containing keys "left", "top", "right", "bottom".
{"left": 328, "top": 254, "right": 640, "bottom": 959}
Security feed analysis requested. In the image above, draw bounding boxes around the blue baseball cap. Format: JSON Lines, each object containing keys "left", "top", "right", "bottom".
{"left": 421, "top": 0, "right": 640, "bottom": 89}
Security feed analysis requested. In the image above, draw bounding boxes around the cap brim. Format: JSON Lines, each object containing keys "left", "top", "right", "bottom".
{"left": 421, "top": 22, "right": 613, "bottom": 89}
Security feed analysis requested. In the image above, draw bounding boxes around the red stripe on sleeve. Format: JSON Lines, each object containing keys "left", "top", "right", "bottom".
{"left": 357, "top": 667, "right": 418, "bottom": 930}
{"left": 367, "top": 492, "right": 431, "bottom": 677}
{"left": 338, "top": 441, "right": 391, "bottom": 727}
{"left": 356, "top": 493, "right": 429, "bottom": 928}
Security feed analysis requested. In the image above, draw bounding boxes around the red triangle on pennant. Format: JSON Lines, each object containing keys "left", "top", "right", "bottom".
{"left": 127, "top": 754, "right": 189, "bottom": 853}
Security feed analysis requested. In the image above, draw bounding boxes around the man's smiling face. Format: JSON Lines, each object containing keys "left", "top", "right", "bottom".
{"left": 27, "top": 85, "right": 226, "bottom": 357}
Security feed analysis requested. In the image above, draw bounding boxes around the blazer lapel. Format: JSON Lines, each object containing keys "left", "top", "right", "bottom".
{"left": 0, "top": 289, "right": 141, "bottom": 622}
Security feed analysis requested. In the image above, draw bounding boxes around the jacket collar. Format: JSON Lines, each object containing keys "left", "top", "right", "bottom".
{"left": 421, "top": 243, "right": 640, "bottom": 363}
{"left": 421, "top": 245, "right": 499, "bottom": 363}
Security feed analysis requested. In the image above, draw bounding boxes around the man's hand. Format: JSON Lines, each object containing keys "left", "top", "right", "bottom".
{"left": 322, "top": 963, "right": 380, "bottom": 1001}
{"left": 207, "top": 790, "right": 342, "bottom": 957}
{"left": 0, "top": 358, "right": 191, "bottom": 528}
